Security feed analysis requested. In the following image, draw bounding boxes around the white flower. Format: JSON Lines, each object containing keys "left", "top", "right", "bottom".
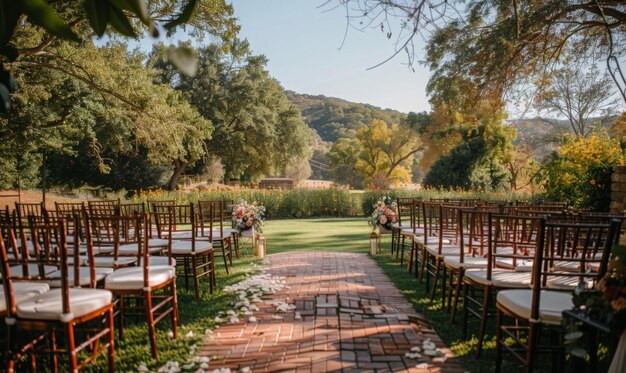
{"left": 137, "top": 364, "right": 150, "bottom": 372}
{"left": 248, "top": 316, "right": 257, "bottom": 323}
{"left": 185, "top": 330, "right": 194, "bottom": 339}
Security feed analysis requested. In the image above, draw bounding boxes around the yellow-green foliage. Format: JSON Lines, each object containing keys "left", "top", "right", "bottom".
{"left": 542, "top": 133, "right": 625, "bottom": 211}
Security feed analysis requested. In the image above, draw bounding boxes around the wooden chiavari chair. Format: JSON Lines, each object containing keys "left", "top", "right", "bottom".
{"left": 104, "top": 213, "right": 177, "bottom": 359}
{"left": 87, "top": 199, "right": 121, "bottom": 216}
{"left": 153, "top": 204, "right": 215, "bottom": 301}
{"left": 495, "top": 218, "right": 620, "bottom": 372}
{"left": 462, "top": 213, "right": 542, "bottom": 357}
{"left": 198, "top": 200, "right": 235, "bottom": 266}
{"left": 0, "top": 218, "right": 115, "bottom": 372}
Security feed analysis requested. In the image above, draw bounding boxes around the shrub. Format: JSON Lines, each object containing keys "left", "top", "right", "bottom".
{"left": 131, "top": 188, "right": 365, "bottom": 218}
{"left": 541, "top": 134, "right": 625, "bottom": 211}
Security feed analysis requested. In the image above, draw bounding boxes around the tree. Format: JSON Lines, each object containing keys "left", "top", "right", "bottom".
{"left": 0, "top": 0, "right": 239, "bottom": 113}
{"left": 285, "top": 158, "right": 312, "bottom": 186}
{"left": 423, "top": 120, "right": 514, "bottom": 191}
{"left": 540, "top": 132, "right": 625, "bottom": 210}
{"left": 333, "top": 1, "right": 626, "bottom": 107}
{"left": 0, "top": 35, "right": 212, "bottom": 191}
{"left": 328, "top": 137, "right": 364, "bottom": 187}
{"left": 152, "top": 40, "right": 311, "bottom": 183}
{"left": 535, "top": 67, "right": 620, "bottom": 137}
{"left": 354, "top": 119, "right": 422, "bottom": 189}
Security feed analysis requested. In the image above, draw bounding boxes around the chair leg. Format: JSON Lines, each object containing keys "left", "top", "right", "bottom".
{"left": 441, "top": 264, "right": 447, "bottom": 306}
{"left": 476, "top": 286, "right": 491, "bottom": 358}
{"left": 210, "top": 251, "right": 216, "bottom": 291}
{"left": 221, "top": 241, "right": 230, "bottom": 274}
{"left": 418, "top": 249, "right": 427, "bottom": 285}
{"left": 462, "top": 283, "right": 469, "bottom": 339}
{"left": 192, "top": 255, "right": 200, "bottom": 303}
{"left": 118, "top": 295, "right": 125, "bottom": 342}
{"left": 145, "top": 292, "right": 158, "bottom": 360}
{"left": 429, "top": 258, "right": 440, "bottom": 302}
{"left": 525, "top": 323, "right": 539, "bottom": 373}
{"left": 50, "top": 328, "right": 58, "bottom": 373}
{"left": 450, "top": 269, "right": 463, "bottom": 324}
{"left": 227, "top": 238, "right": 233, "bottom": 266}
{"left": 495, "top": 308, "right": 503, "bottom": 373}
{"left": 407, "top": 237, "right": 415, "bottom": 274}
{"left": 108, "top": 307, "right": 115, "bottom": 373}
{"left": 171, "top": 281, "right": 179, "bottom": 332}
{"left": 66, "top": 323, "right": 78, "bottom": 373}
{"left": 233, "top": 234, "right": 240, "bottom": 259}
{"left": 183, "top": 257, "right": 190, "bottom": 291}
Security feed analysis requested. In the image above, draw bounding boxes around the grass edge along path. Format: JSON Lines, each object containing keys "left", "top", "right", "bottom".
{"left": 82, "top": 257, "right": 263, "bottom": 372}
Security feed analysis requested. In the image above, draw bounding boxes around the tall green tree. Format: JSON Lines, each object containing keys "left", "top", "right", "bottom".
{"left": 151, "top": 39, "right": 311, "bottom": 183}
{"left": 0, "top": 0, "right": 240, "bottom": 113}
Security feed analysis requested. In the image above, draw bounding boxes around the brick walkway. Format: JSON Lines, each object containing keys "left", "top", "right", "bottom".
{"left": 200, "top": 252, "right": 464, "bottom": 372}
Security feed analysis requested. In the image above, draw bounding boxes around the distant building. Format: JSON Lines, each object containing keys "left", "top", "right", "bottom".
{"left": 259, "top": 177, "right": 294, "bottom": 189}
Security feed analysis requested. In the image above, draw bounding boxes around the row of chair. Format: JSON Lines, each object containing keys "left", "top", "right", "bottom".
{"left": 0, "top": 198, "right": 239, "bottom": 372}
{"left": 389, "top": 197, "right": 623, "bottom": 372}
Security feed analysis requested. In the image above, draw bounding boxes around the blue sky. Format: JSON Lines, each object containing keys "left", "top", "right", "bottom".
{"left": 229, "top": 0, "right": 431, "bottom": 113}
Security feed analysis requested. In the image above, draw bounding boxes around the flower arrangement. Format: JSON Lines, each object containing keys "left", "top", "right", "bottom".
{"left": 368, "top": 196, "right": 398, "bottom": 232}
{"left": 232, "top": 199, "right": 265, "bottom": 233}
{"left": 564, "top": 242, "right": 626, "bottom": 364}
{"left": 596, "top": 246, "right": 626, "bottom": 331}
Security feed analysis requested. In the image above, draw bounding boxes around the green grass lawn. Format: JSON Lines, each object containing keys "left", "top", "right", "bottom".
{"left": 263, "top": 217, "right": 370, "bottom": 254}
{"left": 81, "top": 257, "right": 262, "bottom": 372}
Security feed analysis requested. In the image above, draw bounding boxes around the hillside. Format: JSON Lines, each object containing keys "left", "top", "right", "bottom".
{"left": 286, "top": 91, "right": 407, "bottom": 143}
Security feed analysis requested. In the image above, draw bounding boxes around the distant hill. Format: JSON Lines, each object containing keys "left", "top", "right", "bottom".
{"left": 285, "top": 91, "right": 407, "bottom": 143}
{"left": 507, "top": 116, "right": 618, "bottom": 158}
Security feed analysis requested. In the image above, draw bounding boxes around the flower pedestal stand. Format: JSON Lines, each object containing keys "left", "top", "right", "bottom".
{"left": 239, "top": 227, "right": 256, "bottom": 255}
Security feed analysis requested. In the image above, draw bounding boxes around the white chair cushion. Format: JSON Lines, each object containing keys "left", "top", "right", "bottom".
{"left": 444, "top": 256, "right": 489, "bottom": 270}
{"left": 16, "top": 288, "right": 112, "bottom": 322}
{"left": 104, "top": 265, "right": 175, "bottom": 291}
{"left": 170, "top": 231, "right": 194, "bottom": 240}
{"left": 91, "top": 256, "right": 138, "bottom": 268}
{"left": 139, "top": 256, "right": 176, "bottom": 267}
{"left": 546, "top": 276, "right": 596, "bottom": 290}
{"left": 48, "top": 267, "right": 114, "bottom": 287}
{"left": 0, "top": 281, "right": 50, "bottom": 313}
{"left": 495, "top": 258, "right": 534, "bottom": 272}
{"left": 117, "top": 243, "right": 163, "bottom": 254}
{"left": 425, "top": 244, "right": 460, "bottom": 257}
{"left": 464, "top": 269, "right": 532, "bottom": 288}
{"left": 3, "top": 264, "right": 58, "bottom": 278}
{"left": 68, "top": 244, "right": 113, "bottom": 256}
{"left": 497, "top": 289, "right": 573, "bottom": 325}
{"left": 170, "top": 240, "right": 213, "bottom": 255}
{"left": 146, "top": 238, "right": 170, "bottom": 248}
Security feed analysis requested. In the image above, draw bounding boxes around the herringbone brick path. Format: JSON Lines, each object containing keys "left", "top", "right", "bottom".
{"left": 200, "top": 252, "right": 465, "bottom": 372}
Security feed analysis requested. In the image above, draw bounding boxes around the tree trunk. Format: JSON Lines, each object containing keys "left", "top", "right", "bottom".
{"left": 168, "top": 160, "right": 188, "bottom": 191}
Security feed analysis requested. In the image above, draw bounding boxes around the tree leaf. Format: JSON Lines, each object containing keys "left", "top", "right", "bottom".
{"left": 168, "top": 45, "right": 198, "bottom": 77}
{"left": 84, "top": 0, "right": 110, "bottom": 37}
{"left": 22, "top": 0, "right": 79, "bottom": 41}
{"left": 112, "top": 0, "right": 150, "bottom": 25}
{"left": 164, "top": 0, "right": 197, "bottom": 32}
{"left": 108, "top": 4, "right": 136, "bottom": 37}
